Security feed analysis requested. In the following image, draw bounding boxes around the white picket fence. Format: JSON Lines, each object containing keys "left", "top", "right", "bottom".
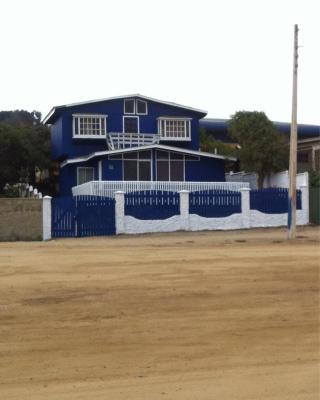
{"left": 72, "top": 180, "right": 250, "bottom": 198}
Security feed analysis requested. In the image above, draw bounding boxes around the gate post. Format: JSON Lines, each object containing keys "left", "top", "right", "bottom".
{"left": 115, "top": 191, "right": 125, "bottom": 234}
{"left": 42, "top": 196, "right": 52, "bottom": 240}
{"left": 179, "top": 190, "right": 190, "bottom": 231}
{"left": 240, "top": 188, "right": 251, "bottom": 229}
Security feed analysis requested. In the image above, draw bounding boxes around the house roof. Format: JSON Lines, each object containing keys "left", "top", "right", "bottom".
{"left": 43, "top": 94, "right": 208, "bottom": 124}
{"left": 60, "top": 144, "right": 236, "bottom": 168}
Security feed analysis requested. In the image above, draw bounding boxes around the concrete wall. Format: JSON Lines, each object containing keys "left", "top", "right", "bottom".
{"left": 0, "top": 198, "right": 43, "bottom": 241}
{"left": 115, "top": 186, "right": 309, "bottom": 235}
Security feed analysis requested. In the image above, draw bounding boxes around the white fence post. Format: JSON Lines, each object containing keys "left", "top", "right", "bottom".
{"left": 42, "top": 196, "right": 52, "bottom": 241}
{"left": 299, "top": 184, "right": 309, "bottom": 225}
{"left": 179, "top": 190, "right": 190, "bottom": 231}
{"left": 240, "top": 188, "right": 251, "bottom": 228}
{"left": 115, "top": 191, "right": 125, "bottom": 234}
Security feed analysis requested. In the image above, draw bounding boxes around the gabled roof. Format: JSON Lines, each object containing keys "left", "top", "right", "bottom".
{"left": 60, "top": 144, "right": 236, "bottom": 167}
{"left": 43, "top": 94, "right": 207, "bottom": 124}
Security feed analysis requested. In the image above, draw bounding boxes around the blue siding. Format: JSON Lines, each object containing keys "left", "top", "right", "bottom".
{"left": 50, "top": 97, "right": 204, "bottom": 161}
{"left": 185, "top": 156, "right": 225, "bottom": 182}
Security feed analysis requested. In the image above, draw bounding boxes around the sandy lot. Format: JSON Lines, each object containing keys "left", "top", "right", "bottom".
{"left": 0, "top": 226, "right": 319, "bottom": 399}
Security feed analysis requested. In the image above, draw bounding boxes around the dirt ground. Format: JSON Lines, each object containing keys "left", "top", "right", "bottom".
{"left": 0, "top": 226, "right": 319, "bottom": 400}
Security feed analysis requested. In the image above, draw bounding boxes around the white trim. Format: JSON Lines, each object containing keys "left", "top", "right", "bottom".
{"left": 136, "top": 99, "right": 148, "bottom": 115}
{"left": 72, "top": 114, "right": 107, "bottom": 139}
{"left": 42, "top": 94, "right": 207, "bottom": 124}
{"left": 158, "top": 118, "right": 191, "bottom": 141}
{"left": 157, "top": 117, "right": 192, "bottom": 121}
{"left": 124, "top": 99, "right": 136, "bottom": 115}
{"left": 98, "top": 161, "right": 102, "bottom": 181}
{"left": 61, "top": 144, "right": 237, "bottom": 167}
{"left": 122, "top": 115, "right": 140, "bottom": 134}
{"left": 155, "top": 150, "right": 186, "bottom": 182}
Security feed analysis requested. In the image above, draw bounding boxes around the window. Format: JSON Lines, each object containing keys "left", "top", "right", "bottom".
{"left": 77, "top": 167, "right": 94, "bottom": 185}
{"left": 124, "top": 99, "right": 148, "bottom": 115}
{"left": 297, "top": 151, "right": 309, "bottom": 163}
{"left": 124, "top": 99, "right": 135, "bottom": 114}
{"left": 73, "top": 115, "right": 107, "bottom": 138}
{"left": 123, "top": 116, "right": 139, "bottom": 133}
{"left": 156, "top": 151, "right": 185, "bottom": 181}
{"left": 136, "top": 100, "right": 147, "bottom": 115}
{"left": 123, "top": 151, "right": 151, "bottom": 181}
{"left": 158, "top": 118, "right": 191, "bottom": 140}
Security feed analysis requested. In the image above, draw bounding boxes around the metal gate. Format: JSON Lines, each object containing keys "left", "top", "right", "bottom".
{"left": 52, "top": 196, "right": 115, "bottom": 238}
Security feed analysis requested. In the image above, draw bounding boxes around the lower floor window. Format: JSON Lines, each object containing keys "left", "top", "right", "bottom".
{"left": 77, "top": 167, "right": 95, "bottom": 185}
{"left": 123, "top": 160, "right": 151, "bottom": 180}
{"left": 156, "top": 151, "right": 184, "bottom": 181}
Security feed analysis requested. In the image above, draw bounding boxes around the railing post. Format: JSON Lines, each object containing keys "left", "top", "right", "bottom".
{"left": 240, "top": 188, "right": 251, "bottom": 229}
{"left": 179, "top": 190, "right": 190, "bottom": 231}
{"left": 299, "top": 184, "right": 309, "bottom": 225}
{"left": 115, "top": 191, "right": 125, "bottom": 234}
{"left": 42, "top": 196, "right": 52, "bottom": 241}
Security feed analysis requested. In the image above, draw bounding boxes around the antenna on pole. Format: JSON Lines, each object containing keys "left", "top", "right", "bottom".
{"left": 288, "top": 24, "right": 299, "bottom": 239}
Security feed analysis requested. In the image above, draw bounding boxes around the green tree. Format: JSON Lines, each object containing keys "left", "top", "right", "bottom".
{"left": 0, "top": 110, "right": 51, "bottom": 192}
{"left": 228, "top": 111, "right": 289, "bottom": 188}
{"left": 200, "top": 128, "right": 236, "bottom": 157}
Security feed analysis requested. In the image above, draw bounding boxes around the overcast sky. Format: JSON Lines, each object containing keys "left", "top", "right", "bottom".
{"left": 0, "top": 0, "right": 319, "bottom": 124}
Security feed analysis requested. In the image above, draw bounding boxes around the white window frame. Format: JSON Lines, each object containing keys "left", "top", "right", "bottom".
{"left": 77, "top": 167, "right": 95, "bottom": 185}
{"left": 136, "top": 99, "right": 148, "bottom": 115}
{"left": 124, "top": 99, "right": 136, "bottom": 115}
{"left": 157, "top": 117, "right": 191, "bottom": 141}
{"left": 122, "top": 151, "right": 152, "bottom": 181}
{"left": 123, "top": 116, "right": 140, "bottom": 133}
{"left": 155, "top": 150, "right": 186, "bottom": 182}
{"left": 72, "top": 114, "right": 107, "bottom": 139}
{"left": 124, "top": 99, "right": 148, "bottom": 115}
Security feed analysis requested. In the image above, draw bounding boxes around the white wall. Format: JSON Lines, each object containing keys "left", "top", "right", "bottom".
{"left": 115, "top": 186, "right": 309, "bottom": 235}
{"left": 263, "top": 170, "right": 308, "bottom": 189}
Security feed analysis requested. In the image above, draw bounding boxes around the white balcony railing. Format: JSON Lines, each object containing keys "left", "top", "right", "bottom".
{"left": 107, "top": 132, "right": 159, "bottom": 150}
{"left": 72, "top": 180, "right": 250, "bottom": 197}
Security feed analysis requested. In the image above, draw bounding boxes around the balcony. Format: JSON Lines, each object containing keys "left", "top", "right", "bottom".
{"left": 107, "top": 132, "right": 159, "bottom": 150}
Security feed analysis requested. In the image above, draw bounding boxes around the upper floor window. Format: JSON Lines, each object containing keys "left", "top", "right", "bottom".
{"left": 124, "top": 99, "right": 148, "bottom": 115}
{"left": 73, "top": 114, "right": 107, "bottom": 138}
{"left": 158, "top": 117, "right": 191, "bottom": 141}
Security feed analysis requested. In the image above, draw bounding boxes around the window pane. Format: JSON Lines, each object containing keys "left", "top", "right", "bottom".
{"left": 124, "top": 117, "right": 138, "bottom": 133}
{"left": 170, "top": 161, "right": 184, "bottom": 181}
{"left": 156, "top": 150, "right": 169, "bottom": 160}
{"left": 137, "top": 100, "right": 147, "bottom": 114}
{"left": 139, "top": 150, "right": 151, "bottom": 159}
{"left": 78, "top": 167, "right": 94, "bottom": 185}
{"left": 157, "top": 161, "right": 169, "bottom": 181}
{"left": 170, "top": 152, "right": 184, "bottom": 160}
{"left": 123, "top": 160, "right": 138, "bottom": 180}
{"left": 123, "top": 152, "right": 138, "bottom": 159}
{"left": 139, "top": 161, "right": 151, "bottom": 180}
{"left": 124, "top": 99, "right": 135, "bottom": 114}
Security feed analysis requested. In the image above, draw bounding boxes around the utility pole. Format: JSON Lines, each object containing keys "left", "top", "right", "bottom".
{"left": 288, "top": 24, "right": 299, "bottom": 239}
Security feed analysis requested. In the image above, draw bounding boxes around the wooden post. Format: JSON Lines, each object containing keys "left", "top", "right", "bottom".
{"left": 288, "top": 24, "right": 299, "bottom": 239}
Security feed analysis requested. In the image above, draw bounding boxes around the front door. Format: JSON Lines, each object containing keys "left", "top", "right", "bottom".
{"left": 123, "top": 116, "right": 139, "bottom": 133}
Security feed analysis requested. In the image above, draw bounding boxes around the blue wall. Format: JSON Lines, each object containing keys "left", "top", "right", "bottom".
{"left": 50, "top": 97, "right": 205, "bottom": 161}
{"left": 59, "top": 151, "right": 226, "bottom": 196}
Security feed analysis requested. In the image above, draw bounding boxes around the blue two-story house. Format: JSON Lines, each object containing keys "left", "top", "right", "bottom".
{"left": 43, "top": 94, "right": 236, "bottom": 196}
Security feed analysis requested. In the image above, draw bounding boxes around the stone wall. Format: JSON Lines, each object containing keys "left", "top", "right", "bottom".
{"left": 0, "top": 199, "right": 42, "bottom": 241}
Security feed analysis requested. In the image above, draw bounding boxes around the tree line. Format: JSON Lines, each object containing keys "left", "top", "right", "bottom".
{"left": 0, "top": 110, "right": 51, "bottom": 194}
